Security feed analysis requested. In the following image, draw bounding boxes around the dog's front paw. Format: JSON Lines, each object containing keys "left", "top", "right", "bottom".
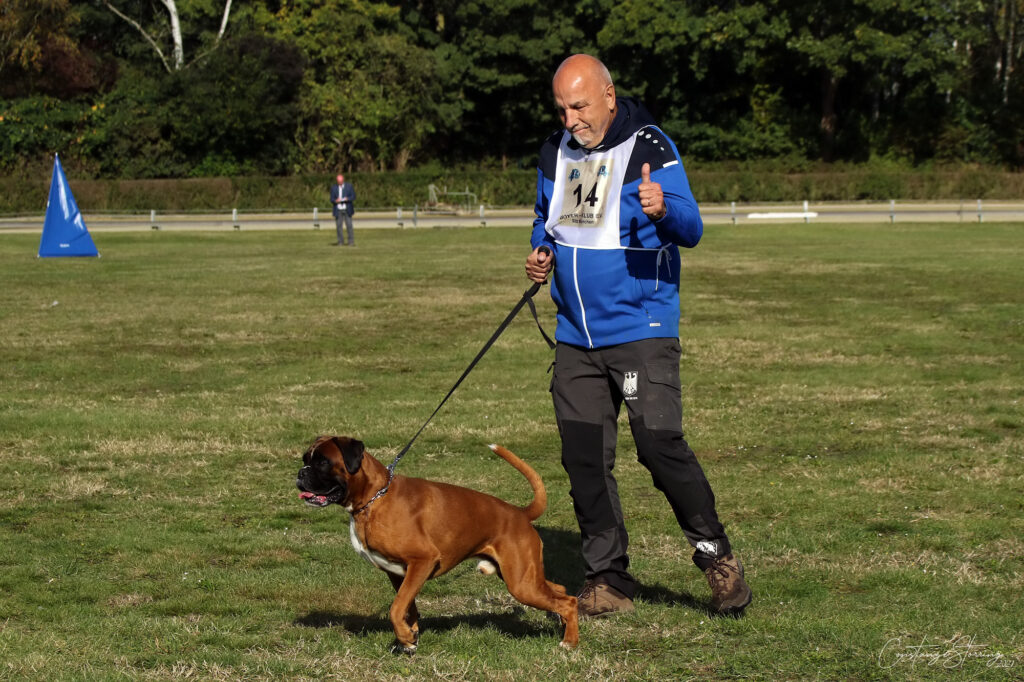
{"left": 391, "top": 642, "right": 417, "bottom": 656}
{"left": 390, "top": 630, "right": 419, "bottom": 656}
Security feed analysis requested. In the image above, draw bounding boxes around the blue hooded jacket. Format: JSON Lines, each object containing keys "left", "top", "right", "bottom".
{"left": 531, "top": 97, "right": 703, "bottom": 349}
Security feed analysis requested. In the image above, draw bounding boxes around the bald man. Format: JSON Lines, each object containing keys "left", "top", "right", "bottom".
{"left": 526, "top": 54, "right": 751, "bottom": 619}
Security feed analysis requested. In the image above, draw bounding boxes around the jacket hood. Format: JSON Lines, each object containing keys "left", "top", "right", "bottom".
{"left": 567, "top": 96, "right": 657, "bottom": 152}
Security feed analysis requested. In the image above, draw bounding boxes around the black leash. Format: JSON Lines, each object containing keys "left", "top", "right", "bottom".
{"left": 353, "top": 276, "right": 554, "bottom": 515}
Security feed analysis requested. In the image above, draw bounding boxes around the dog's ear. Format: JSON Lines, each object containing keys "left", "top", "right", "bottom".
{"left": 334, "top": 437, "right": 364, "bottom": 475}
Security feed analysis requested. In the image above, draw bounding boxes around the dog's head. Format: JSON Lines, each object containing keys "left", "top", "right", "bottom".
{"left": 296, "top": 435, "right": 365, "bottom": 508}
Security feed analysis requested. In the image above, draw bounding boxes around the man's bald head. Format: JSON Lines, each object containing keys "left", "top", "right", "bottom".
{"left": 552, "top": 54, "right": 617, "bottom": 149}
{"left": 554, "top": 54, "right": 614, "bottom": 90}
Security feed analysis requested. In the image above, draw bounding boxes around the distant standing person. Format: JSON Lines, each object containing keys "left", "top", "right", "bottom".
{"left": 330, "top": 174, "right": 356, "bottom": 246}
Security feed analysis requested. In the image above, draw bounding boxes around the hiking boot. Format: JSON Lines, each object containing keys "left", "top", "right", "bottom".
{"left": 576, "top": 580, "right": 635, "bottom": 619}
{"left": 705, "top": 553, "right": 752, "bottom": 615}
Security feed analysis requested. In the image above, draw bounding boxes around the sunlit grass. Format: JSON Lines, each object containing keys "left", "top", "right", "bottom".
{"left": 0, "top": 223, "right": 1021, "bottom": 680}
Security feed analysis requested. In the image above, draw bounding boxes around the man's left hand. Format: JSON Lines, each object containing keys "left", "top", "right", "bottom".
{"left": 638, "top": 163, "right": 666, "bottom": 221}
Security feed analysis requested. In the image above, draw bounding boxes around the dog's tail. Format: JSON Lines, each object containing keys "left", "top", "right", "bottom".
{"left": 488, "top": 444, "right": 546, "bottom": 521}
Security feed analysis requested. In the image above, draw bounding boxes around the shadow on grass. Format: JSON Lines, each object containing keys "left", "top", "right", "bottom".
{"left": 635, "top": 582, "right": 717, "bottom": 617}
{"left": 294, "top": 610, "right": 563, "bottom": 642}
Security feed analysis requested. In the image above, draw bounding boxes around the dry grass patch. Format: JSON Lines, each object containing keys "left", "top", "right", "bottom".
{"left": 107, "top": 593, "right": 155, "bottom": 608}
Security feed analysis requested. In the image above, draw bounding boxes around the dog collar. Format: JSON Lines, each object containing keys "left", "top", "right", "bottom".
{"left": 352, "top": 469, "right": 395, "bottom": 515}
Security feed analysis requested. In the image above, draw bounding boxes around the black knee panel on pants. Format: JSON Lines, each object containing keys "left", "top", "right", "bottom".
{"left": 559, "top": 419, "right": 618, "bottom": 534}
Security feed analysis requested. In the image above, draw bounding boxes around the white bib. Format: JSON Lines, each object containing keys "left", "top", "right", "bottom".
{"left": 545, "top": 133, "right": 638, "bottom": 249}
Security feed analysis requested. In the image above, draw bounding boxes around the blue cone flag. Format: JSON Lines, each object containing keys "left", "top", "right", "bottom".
{"left": 38, "top": 154, "right": 99, "bottom": 258}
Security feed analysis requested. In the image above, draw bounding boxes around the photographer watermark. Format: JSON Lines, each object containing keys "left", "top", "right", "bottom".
{"left": 879, "top": 634, "right": 1018, "bottom": 670}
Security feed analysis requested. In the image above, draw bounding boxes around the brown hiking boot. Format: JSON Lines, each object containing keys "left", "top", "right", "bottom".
{"left": 576, "top": 580, "right": 635, "bottom": 619}
{"left": 705, "top": 553, "right": 752, "bottom": 616}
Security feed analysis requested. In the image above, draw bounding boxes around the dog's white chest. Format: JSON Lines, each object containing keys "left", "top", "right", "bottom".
{"left": 349, "top": 518, "right": 406, "bottom": 576}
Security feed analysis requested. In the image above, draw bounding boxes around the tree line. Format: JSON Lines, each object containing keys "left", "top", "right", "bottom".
{"left": 2, "top": 0, "right": 1022, "bottom": 179}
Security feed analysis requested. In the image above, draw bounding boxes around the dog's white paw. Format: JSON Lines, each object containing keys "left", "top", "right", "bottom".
{"left": 391, "top": 642, "right": 417, "bottom": 656}
{"left": 476, "top": 559, "right": 497, "bottom": 575}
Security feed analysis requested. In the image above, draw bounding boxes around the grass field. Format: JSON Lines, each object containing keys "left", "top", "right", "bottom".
{"left": 1, "top": 223, "right": 1021, "bottom": 680}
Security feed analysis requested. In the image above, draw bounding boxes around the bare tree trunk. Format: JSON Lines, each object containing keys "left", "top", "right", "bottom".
{"left": 159, "top": 0, "right": 183, "bottom": 70}
{"left": 393, "top": 147, "right": 412, "bottom": 172}
{"left": 217, "top": 0, "right": 233, "bottom": 41}
{"left": 102, "top": 0, "right": 232, "bottom": 72}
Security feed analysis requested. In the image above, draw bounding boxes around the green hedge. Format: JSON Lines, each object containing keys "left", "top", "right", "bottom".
{"left": 0, "top": 171, "right": 536, "bottom": 213}
{"left": 691, "top": 168, "right": 1024, "bottom": 202}
{"left": 3, "top": 168, "right": 1024, "bottom": 214}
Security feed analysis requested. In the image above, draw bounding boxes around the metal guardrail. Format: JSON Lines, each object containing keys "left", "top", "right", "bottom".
{"left": 702, "top": 200, "right": 1024, "bottom": 224}
{"left": 0, "top": 205, "right": 516, "bottom": 232}
{"left": 3, "top": 201, "right": 1024, "bottom": 233}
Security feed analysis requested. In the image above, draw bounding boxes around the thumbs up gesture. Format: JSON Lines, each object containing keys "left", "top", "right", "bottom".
{"left": 638, "top": 163, "right": 666, "bottom": 221}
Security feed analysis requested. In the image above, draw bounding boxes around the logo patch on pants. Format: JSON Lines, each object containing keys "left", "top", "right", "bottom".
{"left": 622, "top": 371, "right": 638, "bottom": 399}
{"left": 696, "top": 540, "right": 719, "bottom": 556}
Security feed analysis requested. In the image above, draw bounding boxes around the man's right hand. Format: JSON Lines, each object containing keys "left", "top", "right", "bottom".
{"left": 525, "top": 246, "right": 553, "bottom": 283}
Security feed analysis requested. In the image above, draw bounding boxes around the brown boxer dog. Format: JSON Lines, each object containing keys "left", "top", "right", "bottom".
{"left": 295, "top": 435, "right": 579, "bottom": 654}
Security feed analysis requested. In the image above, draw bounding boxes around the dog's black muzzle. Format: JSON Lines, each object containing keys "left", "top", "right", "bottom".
{"left": 296, "top": 466, "right": 345, "bottom": 507}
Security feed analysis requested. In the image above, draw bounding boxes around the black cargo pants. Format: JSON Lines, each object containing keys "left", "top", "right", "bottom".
{"left": 551, "top": 338, "right": 731, "bottom": 599}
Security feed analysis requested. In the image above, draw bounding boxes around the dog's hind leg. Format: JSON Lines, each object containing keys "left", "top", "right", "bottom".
{"left": 490, "top": 541, "right": 580, "bottom": 649}
{"left": 503, "top": 569, "right": 579, "bottom": 648}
